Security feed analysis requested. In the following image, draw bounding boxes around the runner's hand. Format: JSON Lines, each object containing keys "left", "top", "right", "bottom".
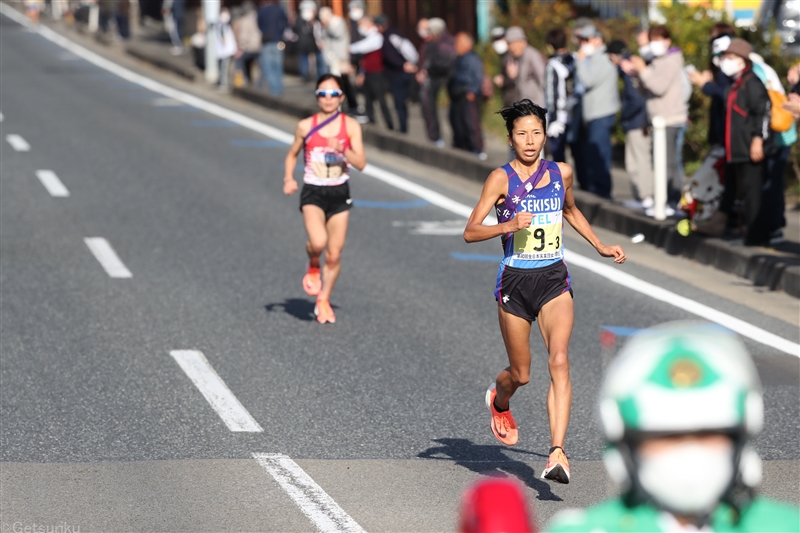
{"left": 327, "top": 137, "right": 344, "bottom": 152}
{"left": 509, "top": 212, "right": 533, "bottom": 232}
{"left": 597, "top": 244, "right": 626, "bottom": 264}
{"left": 283, "top": 178, "right": 298, "bottom": 195}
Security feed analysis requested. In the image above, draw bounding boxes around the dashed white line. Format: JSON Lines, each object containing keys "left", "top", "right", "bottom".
{"left": 6, "top": 134, "right": 31, "bottom": 151}
{"left": 170, "top": 350, "right": 263, "bottom": 432}
{"left": 35, "top": 170, "right": 70, "bottom": 197}
{"left": 253, "top": 453, "right": 367, "bottom": 533}
{"left": 83, "top": 237, "right": 132, "bottom": 278}
{"left": 5, "top": 2, "right": 795, "bottom": 357}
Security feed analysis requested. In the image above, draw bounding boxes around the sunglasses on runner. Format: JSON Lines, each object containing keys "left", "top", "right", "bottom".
{"left": 315, "top": 89, "right": 344, "bottom": 98}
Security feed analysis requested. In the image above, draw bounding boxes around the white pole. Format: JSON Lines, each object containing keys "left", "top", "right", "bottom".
{"left": 51, "top": 0, "right": 62, "bottom": 20}
{"left": 88, "top": 0, "right": 99, "bottom": 32}
{"left": 652, "top": 116, "right": 667, "bottom": 221}
{"left": 204, "top": 0, "right": 220, "bottom": 84}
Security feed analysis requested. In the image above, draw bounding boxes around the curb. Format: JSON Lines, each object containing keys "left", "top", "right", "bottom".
{"left": 119, "top": 47, "right": 800, "bottom": 299}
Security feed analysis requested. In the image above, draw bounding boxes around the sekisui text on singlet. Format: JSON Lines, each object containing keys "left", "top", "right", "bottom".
{"left": 303, "top": 113, "right": 351, "bottom": 187}
{"left": 496, "top": 160, "right": 565, "bottom": 269}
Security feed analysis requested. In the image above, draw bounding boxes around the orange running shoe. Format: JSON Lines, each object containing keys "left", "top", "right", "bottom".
{"left": 541, "top": 446, "right": 570, "bottom": 484}
{"left": 314, "top": 298, "right": 336, "bottom": 324}
{"left": 303, "top": 264, "right": 321, "bottom": 296}
{"left": 484, "top": 383, "right": 518, "bottom": 446}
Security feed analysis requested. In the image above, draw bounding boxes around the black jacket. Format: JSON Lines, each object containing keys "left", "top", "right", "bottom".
{"left": 618, "top": 63, "right": 647, "bottom": 132}
{"left": 702, "top": 70, "right": 731, "bottom": 146}
{"left": 724, "top": 68, "right": 772, "bottom": 164}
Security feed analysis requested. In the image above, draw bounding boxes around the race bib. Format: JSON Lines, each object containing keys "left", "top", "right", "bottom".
{"left": 513, "top": 211, "right": 563, "bottom": 260}
{"left": 309, "top": 147, "right": 347, "bottom": 180}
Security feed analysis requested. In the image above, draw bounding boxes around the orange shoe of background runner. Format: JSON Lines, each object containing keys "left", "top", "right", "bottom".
{"left": 485, "top": 383, "right": 518, "bottom": 446}
{"left": 541, "top": 446, "right": 570, "bottom": 484}
{"left": 314, "top": 298, "right": 336, "bottom": 324}
{"left": 303, "top": 264, "right": 321, "bottom": 296}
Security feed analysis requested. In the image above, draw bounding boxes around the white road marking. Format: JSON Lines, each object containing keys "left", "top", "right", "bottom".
{"left": 35, "top": 170, "right": 70, "bottom": 197}
{"left": 253, "top": 453, "right": 366, "bottom": 533}
{"left": 83, "top": 237, "right": 132, "bottom": 278}
{"left": 151, "top": 97, "right": 186, "bottom": 107}
{"left": 170, "top": 350, "right": 262, "bottom": 432}
{"left": 6, "top": 134, "right": 31, "bottom": 151}
{"left": 392, "top": 220, "right": 466, "bottom": 235}
{"left": 6, "top": 3, "right": 795, "bottom": 358}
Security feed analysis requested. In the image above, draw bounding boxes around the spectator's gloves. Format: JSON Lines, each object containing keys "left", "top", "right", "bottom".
{"left": 547, "top": 121, "right": 566, "bottom": 138}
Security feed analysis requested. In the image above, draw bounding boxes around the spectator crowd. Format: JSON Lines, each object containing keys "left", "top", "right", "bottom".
{"left": 88, "top": 0, "right": 798, "bottom": 248}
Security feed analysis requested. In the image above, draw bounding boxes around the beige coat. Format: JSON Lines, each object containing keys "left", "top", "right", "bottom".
{"left": 639, "top": 50, "right": 688, "bottom": 127}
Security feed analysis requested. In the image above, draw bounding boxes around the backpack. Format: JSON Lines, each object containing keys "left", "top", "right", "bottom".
{"left": 750, "top": 54, "right": 793, "bottom": 133}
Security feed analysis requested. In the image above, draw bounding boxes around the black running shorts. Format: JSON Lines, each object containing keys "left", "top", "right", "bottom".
{"left": 495, "top": 261, "right": 573, "bottom": 322}
{"left": 299, "top": 182, "right": 352, "bottom": 219}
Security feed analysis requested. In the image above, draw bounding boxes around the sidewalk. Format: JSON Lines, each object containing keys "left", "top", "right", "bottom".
{"left": 103, "top": 34, "right": 799, "bottom": 298}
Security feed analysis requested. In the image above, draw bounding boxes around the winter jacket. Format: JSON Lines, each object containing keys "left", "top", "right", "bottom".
{"left": 516, "top": 45, "right": 547, "bottom": 107}
{"left": 256, "top": 3, "right": 287, "bottom": 43}
{"left": 232, "top": 10, "right": 261, "bottom": 53}
{"left": 545, "top": 52, "right": 576, "bottom": 128}
{"left": 638, "top": 48, "right": 688, "bottom": 127}
{"left": 423, "top": 33, "right": 456, "bottom": 78}
{"left": 449, "top": 51, "right": 484, "bottom": 97}
{"left": 724, "top": 68, "right": 772, "bottom": 163}
{"left": 381, "top": 27, "right": 418, "bottom": 74}
{"left": 575, "top": 45, "right": 620, "bottom": 122}
{"left": 293, "top": 19, "right": 318, "bottom": 54}
{"left": 702, "top": 70, "right": 731, "bottom": 146}
{"left": 619, "top": 66, "right": 648, "bottom": 132}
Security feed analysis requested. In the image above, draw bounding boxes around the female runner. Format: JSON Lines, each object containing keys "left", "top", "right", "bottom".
{"left": 463, "top": 100, "right": 625, "bottom": 483}
{"left": 283, "top": 74, "right": 366, "bottom": 323}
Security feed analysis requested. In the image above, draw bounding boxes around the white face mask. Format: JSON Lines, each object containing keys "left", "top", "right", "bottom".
{"left": 493, "top": 40, "right": 508, "bottom": 55}
{"left": 712, "top": 55, "right": 721, "bottom": 67}
{"left": 639, "top": 44, "right": 653, "bottom": 62}
{"left": 349, "top": 8, "right": 363, "bottom": 21}
{"left": 637, "top": 442, "right": 734, "bottom": 516}
{"left": 719, "top": 57, "right": 744, "bottom": 77}
{"left": 300, "top": 9, "right": 315, "bottom": 22}
{"left": 649, "top": 40, "right": 668, "bottom": 57}
{"left": 580, "top": 43, "right": 596, "bottom": 56}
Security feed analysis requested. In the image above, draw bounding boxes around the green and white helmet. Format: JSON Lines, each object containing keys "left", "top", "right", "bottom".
{"left": 599, "top": 321, "right": 764, "bottom": 500}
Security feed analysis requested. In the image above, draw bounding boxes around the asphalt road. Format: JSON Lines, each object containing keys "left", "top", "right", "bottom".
{"left": 1, "top": 10, "right": 798, "bottom": 532}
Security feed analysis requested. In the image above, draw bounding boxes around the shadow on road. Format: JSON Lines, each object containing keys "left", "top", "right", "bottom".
{"left": 264, "top": 298, "right": 316, "bottom": 321}
{"left": 417, "top": 438, "right": 562, "bottom": 501}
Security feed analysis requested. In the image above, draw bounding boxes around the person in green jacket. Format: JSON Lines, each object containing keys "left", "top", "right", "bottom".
{"left": 547, "top": 321, "right": 799, "bottom": 533}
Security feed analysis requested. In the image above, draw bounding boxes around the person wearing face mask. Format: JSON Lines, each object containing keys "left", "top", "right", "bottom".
{"left": 349, "top": 16, "right": 395, "bottom": 130}
{"left": 293, "top": 0, "right": 328, "bottom": 82}
{"left": 573, "top": 22, "right": 619, "bottom": 199}
{"left": 547, "top": 321, "right": 800, "bottom": 533}
{"left": 490, "top": 27, "right": 517, "bottom": 108}
{"left": 621, "top": 25, "right": 688, "bottom": 207}
{"left": 716, "top": 39, "right": 773, "bottom": 246}
{"left": 418, "top": 17, "right": 456, "bottom": 146}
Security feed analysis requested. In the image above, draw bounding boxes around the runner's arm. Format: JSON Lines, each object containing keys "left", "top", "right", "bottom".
{"left": 560, "top": 162, "right": 626, "bottom": 263}
{"left": 463, "top": 169, "right": 532, "bottom": 243}
{"left": 283, "top": 121, "right": 306, "bottom": 195}
{"left": 342, "top": 117, "right": 366, "bottom": 171}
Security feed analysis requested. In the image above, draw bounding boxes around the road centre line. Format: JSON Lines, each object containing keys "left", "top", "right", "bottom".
{"left": 6, "top": 3, "right": 795, "bottom": 357}
{"left": 6, "top": 134, "right": 31, "bottom": 151}
{"left": 84, "top": 237, "right": 132, "bottom": 278}
{"left": 36, "top": 170, "right": 69, "bottom": 197}
{"left": 253, "top": 453, "right": 367, "bottom": 533}
{"left": 170, "top": 350, "right": 263, "bottom": 432}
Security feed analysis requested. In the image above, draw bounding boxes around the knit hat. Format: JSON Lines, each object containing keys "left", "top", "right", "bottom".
{"left": 574, "top": 22, "right": 600, "bottom": 39}
{"left": 505, "top": 26, "right": 527, "bottom": 43}
{"left": 725, "top": 38, "right": 752, "bottom": 60}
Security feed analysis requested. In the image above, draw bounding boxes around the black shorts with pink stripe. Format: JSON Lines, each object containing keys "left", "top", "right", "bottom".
{"left": 495, "top": 261, "right": 572, "bottom": 322}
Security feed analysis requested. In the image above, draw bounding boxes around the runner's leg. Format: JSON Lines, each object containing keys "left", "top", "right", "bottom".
{"left": 495, "top": 305, "right": 533, "bottom": 409}
{"left": 302, "top": 205, "right": 328, "bottom": 269}
{"left": 536, "top": 291, "right": 573, "bottom": 448}
{"left": 318, "top": 210, "right": 349, "bottom": 301}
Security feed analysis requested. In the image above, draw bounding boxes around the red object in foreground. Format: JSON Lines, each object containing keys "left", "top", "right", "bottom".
{"left": 459, "top": 477, "right": 536, "bottom": 533}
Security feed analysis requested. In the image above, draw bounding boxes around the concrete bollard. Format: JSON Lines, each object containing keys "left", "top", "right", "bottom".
{"left": 652, "top": 116, "right": 667, "bottom": 221}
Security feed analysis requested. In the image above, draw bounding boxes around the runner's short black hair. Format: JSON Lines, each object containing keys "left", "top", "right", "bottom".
{"left": 316, "top": 73, "right": 345, "bottom": 90}
{"left": 496, "top": 99, "right": 547, "bottom": 135}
